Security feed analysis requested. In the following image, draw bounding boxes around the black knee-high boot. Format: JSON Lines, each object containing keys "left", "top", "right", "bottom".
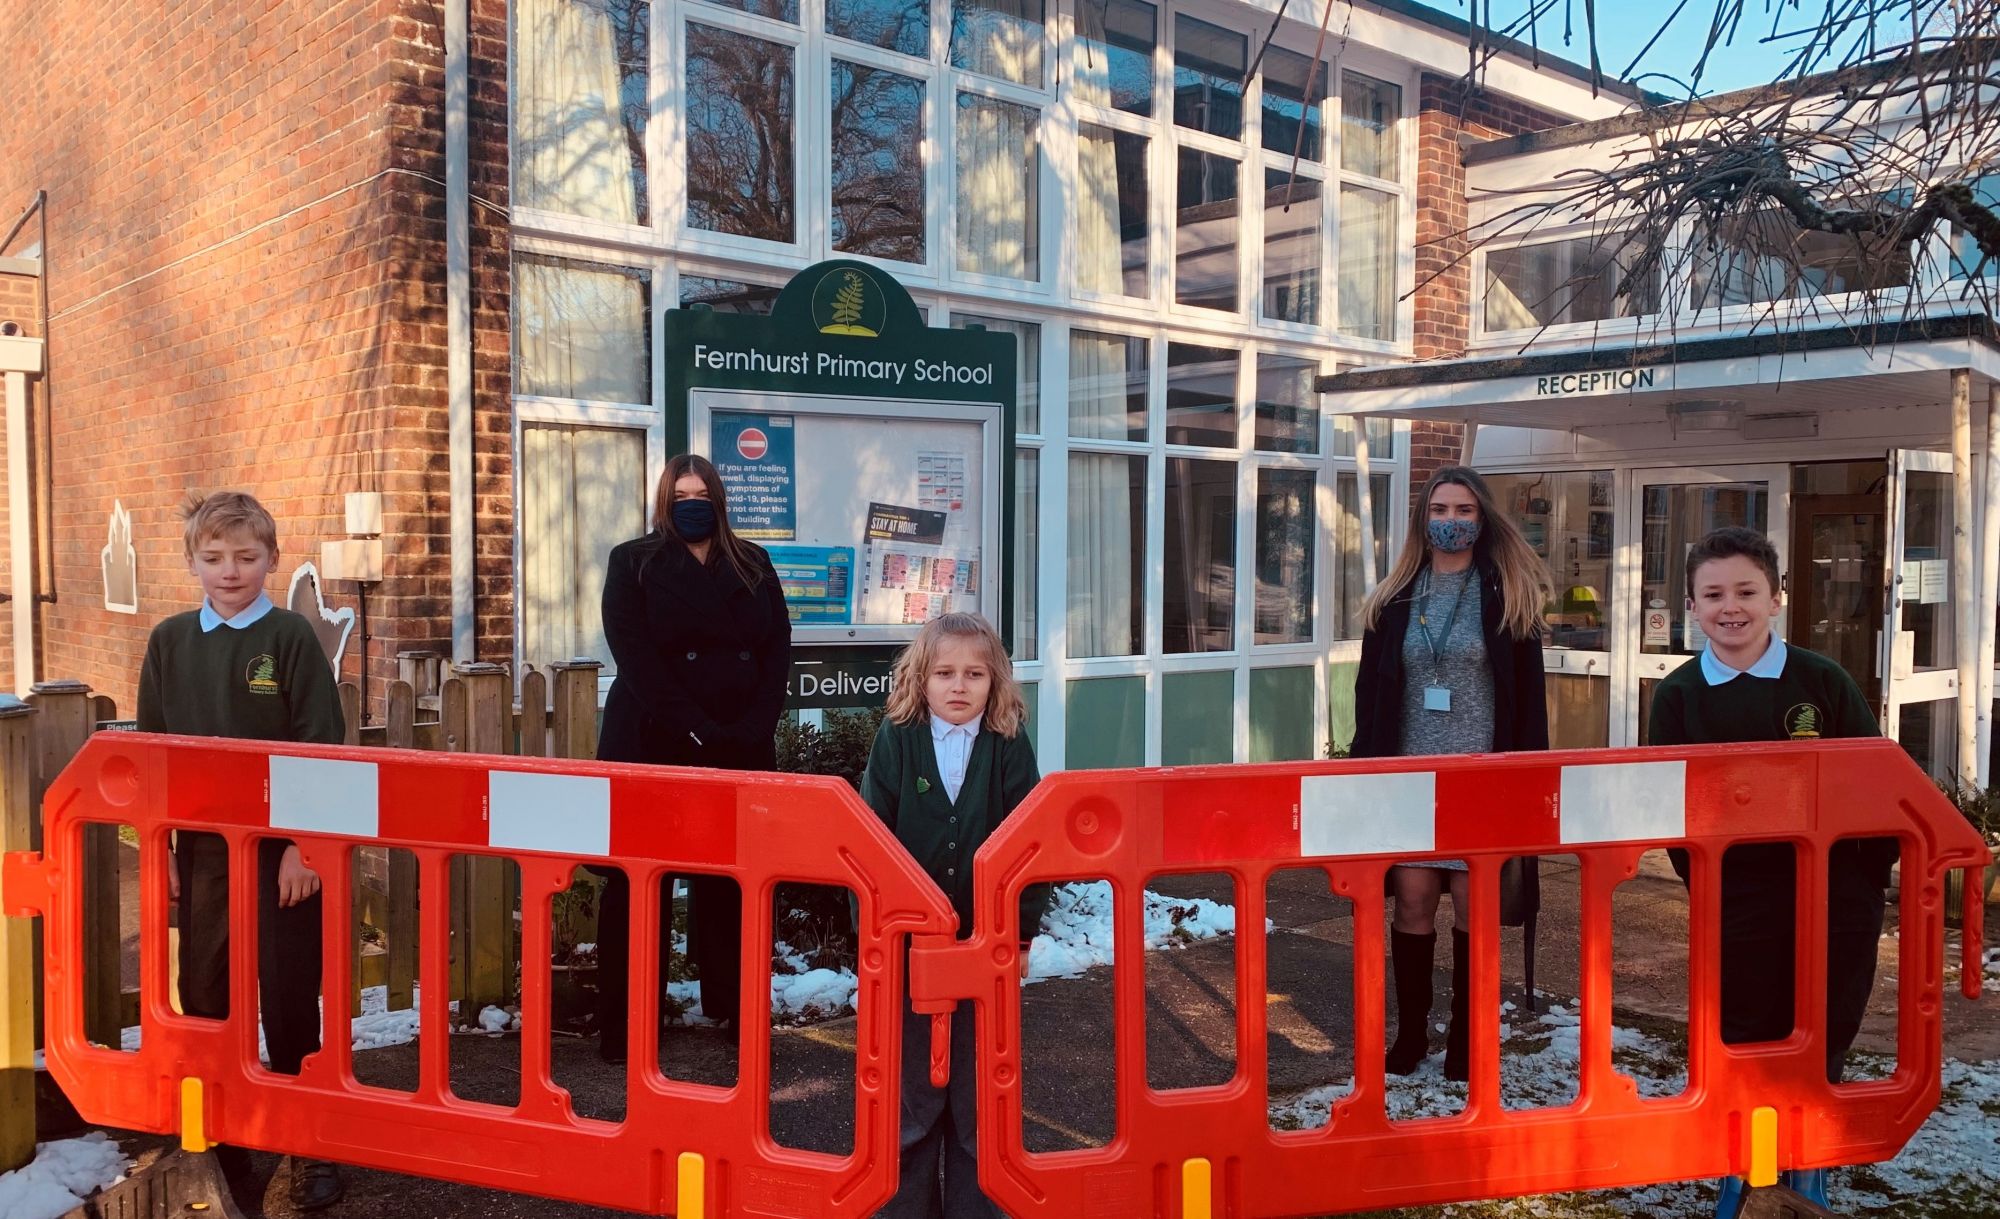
{"left": 1386, "top": 929, "right": 1437, "bottom": 1076}
{"left": 1444, "top": 927, "right": 1470, "bottom": 1082}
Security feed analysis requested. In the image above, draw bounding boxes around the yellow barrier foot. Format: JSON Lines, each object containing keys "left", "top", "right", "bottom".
{"left": 180, "top": 1077, "right": 208, "bottom": 1153}
{"left": 677, "top": 1151, "right": 705, "bottom": 1219}
{"left": 1181, "top": 1157, "right": 1212, "bottom": 1219}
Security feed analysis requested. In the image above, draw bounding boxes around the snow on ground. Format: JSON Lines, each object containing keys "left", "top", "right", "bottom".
{"left": 0, "top": 1132, "right": 128, "bottom": 1219}
{"left": 1267, "top": 1004, "right": 2000, "bottom": 1218}
{"left": 1025, "top": 880, "right": 1255, "bottom": 981}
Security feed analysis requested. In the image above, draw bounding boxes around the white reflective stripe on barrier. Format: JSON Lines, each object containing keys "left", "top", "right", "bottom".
{"left": 268, "top": 755, "right": 380, "bottom": 837}
{"left": 1558, "top": 760, "right": 1687, "bottom": 844}
{"left": 489, "top": 770, "right": 612, "bottom": 856}
{"left": 1299, "top": 771, "right": 1436, "bottom": 856}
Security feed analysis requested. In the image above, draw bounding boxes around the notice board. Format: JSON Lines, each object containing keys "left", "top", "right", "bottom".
{"left": 666, "top": 260, "right": 1016, "bottom": 663}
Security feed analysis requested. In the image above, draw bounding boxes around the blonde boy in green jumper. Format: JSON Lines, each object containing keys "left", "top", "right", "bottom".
{"left": 138, "top": 491, "right": 347, "bottom": 1211}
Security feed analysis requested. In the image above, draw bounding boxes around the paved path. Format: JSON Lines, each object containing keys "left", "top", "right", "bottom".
{"left": 95, "top": 854, "right": 1995, "bottom": 1217}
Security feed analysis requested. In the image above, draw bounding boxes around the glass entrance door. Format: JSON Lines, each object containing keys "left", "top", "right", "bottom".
{"left": 1882, "top": 448, "right": 1959, "bottom": 777}
{"left": 1620, "top": 466, "right": 1790, "bottom": 745}
{"left": 1789, "top": 492, "right": 1886, "bottom": 711}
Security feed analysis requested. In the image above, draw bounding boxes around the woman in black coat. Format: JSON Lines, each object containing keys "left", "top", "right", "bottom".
{"left": 1352, "top": 466, "right": 1549, "bottom": 1081}
{"left": 594, "top": 453, "right": 791, "bottom": 1060}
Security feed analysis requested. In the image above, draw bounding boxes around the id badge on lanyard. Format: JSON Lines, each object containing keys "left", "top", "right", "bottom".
{"left": 1423, "top": 685, "right": 1452, "bottom": 713}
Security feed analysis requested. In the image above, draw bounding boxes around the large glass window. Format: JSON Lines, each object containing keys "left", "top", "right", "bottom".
{"left": 957, "top": 94, "right": 1041, "bottom": 280}
{"left": 520, "top": 424, "right": 647, "bottom": 675}
{"left": 695, "top": 0, "right": 798, "bottom": 21}
{"left": 514, "top": 0, "right": 650, "bottom": 225}
{"left": 1255, "top": 469, "right": 1314, "bottom": 643}
{"left": 680, "top": 274, "right": 779, "bottom": 314}
{"left": 1692, "top": 208, "right": 1911, "bottom": 308}
{"left": 1074, "top": 0, "right": 1155, "bottom": 115}
{"left": 1177, "top": 149, "right": 1240, "bottom": 311}
{"left": 1261, "top": 47, "right": 1326, "bottom": 161}
{"left": 1015, "top": 449, "right": 1039, "bottom": 660}
{"left": 1340, "top": 72, "right": 1399, "bottom": 179}
{"left": 1254, "top": 354, "right": 1318, "bottom": 453}
{"left": 1335, "top": 471, "right": 1391, "bottom": 637}
{"left": 1338, "top": 185, "right": 1396, "bottom": 339}
{"left": 1069, "top": 330, "right": 1148, "bottom": 441}
{"left": 1172, "top": 15, "right": 1245, "bottom": 138}
{"left": 1263, "top": 171, "right": 1322, "bottom": 324}
{"left": 1166, "top": 343, "right": 1237, "bottom": 447}
{"left": 953, "top": 313, "right": 1041, "bottom": 432}
{"left": 1949, "top": 175, "right": 2000, "bottom": 279}
{"left": 831, "top": 63, "right": 926, "bottom": 263}
{"left": 951, "top": 0, "right": 1045, "bottom": 87}
{"left": 685, "top": 24, "right": 795, "bottom": 242}
{"left": 1068, "top": 454, "right": 1147, "bottom": 656}
{"left": 514, "top": 257, "right": 651, "bottom": 402}
{"left": 1485, "top": 471, "right": 1615, "bottom": 651}
{"left": 1485, "top": 234, "right": 1659, "bottom": 329}
{"left": 826, "top": 0, "right": 928, "bottom": 56}
{"left": 1078, "top": 125, "right": 1151, "bottom": 297}
{"left": 1164, "top": 458, "right": 1236, "bottom": 653}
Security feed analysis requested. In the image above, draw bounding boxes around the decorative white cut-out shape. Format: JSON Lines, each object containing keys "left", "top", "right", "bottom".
{"left": 288, "top": 561, "right": 355, "bottom": 672}
{"left": 101, "top": 500, "right": 138, "bottom": 614}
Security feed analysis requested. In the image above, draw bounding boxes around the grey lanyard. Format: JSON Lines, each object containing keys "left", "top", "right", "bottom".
{"left": 1415, "top": 569, "right": 1471, "bottom": 669}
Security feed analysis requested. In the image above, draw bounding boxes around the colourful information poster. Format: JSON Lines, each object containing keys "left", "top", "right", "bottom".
{"left": 768, "top": 545, "right": 855, "bottom": 625}
{"left": 712, "top": 411, "right": 797, "bottom": 539}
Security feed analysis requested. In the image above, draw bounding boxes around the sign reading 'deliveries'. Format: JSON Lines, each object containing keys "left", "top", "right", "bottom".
{"left": 665, "top": 259, "right": 1019, "bottom": 711}
{"left": 1535, "top": 368, "right": 1658, "bottom": 396}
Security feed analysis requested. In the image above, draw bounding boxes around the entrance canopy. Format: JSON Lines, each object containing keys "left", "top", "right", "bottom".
{"left": 1315, "top": 314, "right": 2000, "bottom": 428}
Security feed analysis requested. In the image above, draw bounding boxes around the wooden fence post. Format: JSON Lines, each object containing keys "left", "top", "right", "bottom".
{"left": 518, "top": 667, "right": 548, "bottom": 759}
{"left": 28, "top": 681, "right": 117, "bottom": 1049}
{"left": 397, "top": 650, "right": 443, "bottom": 702}
{"left": 446, "top": 663, "right": 513, "bottom": 1022}
{"left": 0, "top": 700, "right": 39, "bottom": 1172}
{"left": 549, "top": 660, "right": 603, "bottom": 761}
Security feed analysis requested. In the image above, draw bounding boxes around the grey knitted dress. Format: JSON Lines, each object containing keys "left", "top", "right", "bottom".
{"left": 1397, "top": 565, "right": 1494, "bottom": 872}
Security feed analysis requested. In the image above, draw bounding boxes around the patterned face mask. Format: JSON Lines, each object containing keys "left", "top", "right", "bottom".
{"left": 1426, "top": 517, "right": 1481, "bottom": 553}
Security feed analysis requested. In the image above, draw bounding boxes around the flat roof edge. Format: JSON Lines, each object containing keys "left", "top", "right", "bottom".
{"left": 1315, "top": 314, "right": 2000, "bottom": 394}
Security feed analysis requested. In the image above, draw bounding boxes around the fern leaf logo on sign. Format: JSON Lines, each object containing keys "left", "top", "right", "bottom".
{"left": 813, "top": 269, "right": 885, "bottom": 337}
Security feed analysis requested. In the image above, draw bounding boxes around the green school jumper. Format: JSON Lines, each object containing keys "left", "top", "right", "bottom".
{"left": 858, "top": 716, "right": 1050, "bottom": 943}
{"left": 138, "top": 604, "right": 345, "bottom": 1076}
{"left": 1647, "top": 639, "right": 1893, "bottom": 1082}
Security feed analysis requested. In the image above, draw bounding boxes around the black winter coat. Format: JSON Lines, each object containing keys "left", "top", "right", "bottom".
{"left": 1350, "top": 556, "right": 1549, "bottom": 760}
{"left": 597, "top": 532, "right": 792, "bottom": 770}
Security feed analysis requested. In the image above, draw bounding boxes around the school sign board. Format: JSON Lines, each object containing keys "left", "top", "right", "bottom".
{"left": 665, "top": 260, "right": 1017, "bottom": 709}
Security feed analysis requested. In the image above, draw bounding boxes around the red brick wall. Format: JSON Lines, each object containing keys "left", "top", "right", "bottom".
{"left": 1408, "top": 76, "right": 1568, "bottom": 493}
{"left": 0, "top": 1, "right": 512, "bottom": 715}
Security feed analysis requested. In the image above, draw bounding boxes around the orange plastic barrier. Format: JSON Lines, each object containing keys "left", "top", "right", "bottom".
{"left": 2, "top": 733, "right": 957, "bottom": 1218}
{"left": 907, "top": 739, "right": 1990, "bottom": 1218}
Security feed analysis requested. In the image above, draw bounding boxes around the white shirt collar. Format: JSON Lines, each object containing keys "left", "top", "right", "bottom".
{"left": 930, "top": 712, "right": 982, "bottom": 740}
{"left": 199, "top": 592, "right": 275, "bottom": 633}
{"left": 1699, "top": 633, "right": 1788, "bottom": 685}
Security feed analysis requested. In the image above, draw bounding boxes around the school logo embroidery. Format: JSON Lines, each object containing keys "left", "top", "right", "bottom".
{"left": 1785, "top": 702, "right": 1822, "bottom": 739}
{"left": 247, "top": 654, "right": 281, "bottom": 695}
{"left": 811, "top": 268, "right": 886, "bottom": 337}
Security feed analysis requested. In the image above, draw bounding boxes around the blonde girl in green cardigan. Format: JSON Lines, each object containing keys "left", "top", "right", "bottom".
{"left": 860, "top": 612, "right": 1045, "bottom": 1219}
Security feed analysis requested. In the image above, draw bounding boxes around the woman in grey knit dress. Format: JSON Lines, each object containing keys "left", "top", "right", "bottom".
{"left": 1349, "top": 467, "right": 1550, "bottom": 1081}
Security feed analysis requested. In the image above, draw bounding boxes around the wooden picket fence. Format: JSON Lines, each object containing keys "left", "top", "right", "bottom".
{"left": 0, "top": 656, "right": 603, "bottom": 1173}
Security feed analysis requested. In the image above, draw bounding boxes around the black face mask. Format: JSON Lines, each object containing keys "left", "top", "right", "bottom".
{"left": 671, "top": 499, "right": 718, "bottom": 542}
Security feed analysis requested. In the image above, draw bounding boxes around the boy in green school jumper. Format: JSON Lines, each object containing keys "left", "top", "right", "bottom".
{"left": 1647, "top": 527, "right": 1896, "bottom": 1217}
{"left": 138, "top": 491, "right": 347, "bottom": 1211}
{"left": 859, "top": 613, "right": 1048, "bottom": 1219}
